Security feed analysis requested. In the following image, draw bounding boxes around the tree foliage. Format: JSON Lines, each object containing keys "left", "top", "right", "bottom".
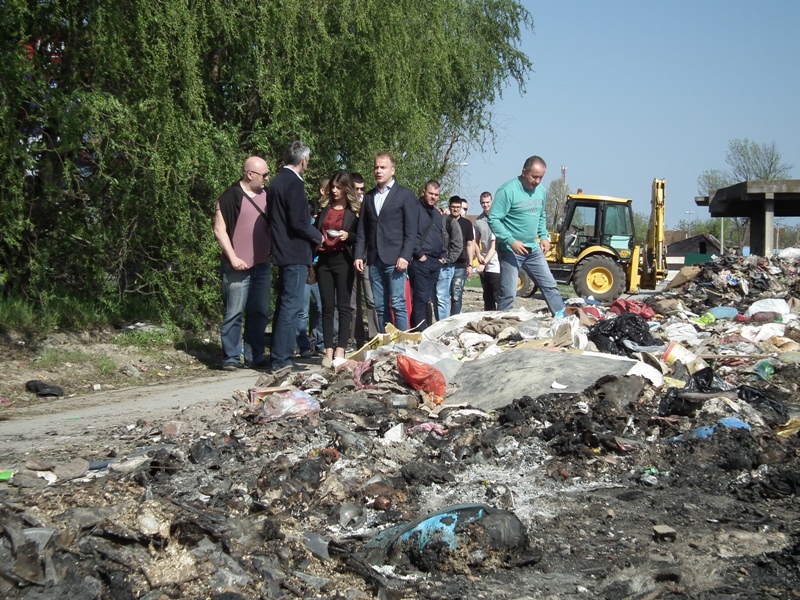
{"left": 545, "top": 179, "right": 570, "bottom": 231}
{"left": 697, "top": 138, "right": 793, "bottom": 195}
{"left": 0, "top": 0, "right": 533, "bottom": 327}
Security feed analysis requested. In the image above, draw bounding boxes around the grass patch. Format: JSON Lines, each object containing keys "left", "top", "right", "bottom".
{"left": 95, "top": 356, "right": 118, "bottom": 375}
{"left": 464, "top": 276, "right": 483, "bottom": 288}
{"left": 113, "top": 325, "right": 180, "bottom": 349}
{"left": 0, "top": 296, "right": 55, "bottom": 337}
{"left": 36, "top": 347, "right": 91, "bottom": 369}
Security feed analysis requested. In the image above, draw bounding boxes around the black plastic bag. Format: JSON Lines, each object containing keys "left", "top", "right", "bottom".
{"left": 588, "top": 313, "right": 660, "bottom": 357}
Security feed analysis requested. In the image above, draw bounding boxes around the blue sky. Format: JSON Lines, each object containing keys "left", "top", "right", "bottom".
{"left": 461, "top": 1, "right": 800, "bottom": 228}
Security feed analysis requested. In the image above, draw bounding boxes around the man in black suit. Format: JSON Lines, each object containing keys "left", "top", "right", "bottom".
{"left": 354, "top": 152, "right": 417, "bottom": 332}
{"left": 268, "top": 141, "right": 323, "bottom": 370}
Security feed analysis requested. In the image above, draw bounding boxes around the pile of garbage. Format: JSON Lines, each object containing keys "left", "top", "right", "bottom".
{"left": 2, "top": 254, "right": 800, "bottom": 599}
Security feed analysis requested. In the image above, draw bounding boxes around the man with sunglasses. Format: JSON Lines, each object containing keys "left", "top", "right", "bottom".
{"left": 214, "top": 156, "right": 272, "bottom": 370}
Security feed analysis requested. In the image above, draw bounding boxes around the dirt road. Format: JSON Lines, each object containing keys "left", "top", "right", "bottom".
{"left": 0, "top": 368, "right": 278, "bottom": 458}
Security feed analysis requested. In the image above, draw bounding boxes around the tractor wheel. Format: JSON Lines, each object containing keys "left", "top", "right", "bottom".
{"left": 573, "top": 255, "right": 626, "bottom": 302}
{"left": 517, "top": 270, "right": 536, "bottom": 297}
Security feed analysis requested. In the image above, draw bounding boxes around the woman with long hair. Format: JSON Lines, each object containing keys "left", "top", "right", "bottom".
{"left": 314, "top": 171, "right": 360, "bottom": 366}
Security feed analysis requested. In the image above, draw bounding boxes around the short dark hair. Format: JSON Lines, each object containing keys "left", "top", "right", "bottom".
{"left": 351, "top": 172, "right": 364, "bottom": 185}
{"left": 522, "top": 155, "right": 546, "bottom": 171}
{"left": 425, "top": 180, "right": 441, "bottom": 190}
{"left": 480, "top": 191, "right": 492, "bottom": 200}
{"left": 448, "top": 195, "right": 462, "bottom": 205}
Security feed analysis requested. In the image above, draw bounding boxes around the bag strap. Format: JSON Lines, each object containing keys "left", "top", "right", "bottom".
{"left": 244, "top": 193, "right": 268, "bottom": 223}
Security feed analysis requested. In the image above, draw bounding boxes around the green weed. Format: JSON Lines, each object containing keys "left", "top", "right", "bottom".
{"left": 95, "top": 356, "right": 118, "bottom": 375}
{"left": 36, "top": 347, "right": 91, "bottom": 369}
{"left": 114, "top": 326, "right": 180, "bottom": 349}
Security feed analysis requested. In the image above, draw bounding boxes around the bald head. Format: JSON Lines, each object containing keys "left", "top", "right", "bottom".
{"left": 242, "top": 156, "right": 269, "bottom": 193}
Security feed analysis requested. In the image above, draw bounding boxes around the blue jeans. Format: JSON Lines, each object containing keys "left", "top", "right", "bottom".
{"left": 498, "top": 249, "right": 565, "bottom": 314}
{"left": 369, "top": 257, "right": 408, "bottom": 332}
{"left": 270, "top": 264, "right": 308, "bottom": 368}
{"left": 308, "top": 282, "right": 324, "bottom": 352}
{"left": 436, "top": 264, "right": 454, "bottom": 320}
{"left": 221, "top": 261, "right": 271, "bottom": 367}
{"left": 297, "top": 281, "right": 324, "bottom": 354}
{"left": 450, "top": 266, "right": 467, "bottom": 315}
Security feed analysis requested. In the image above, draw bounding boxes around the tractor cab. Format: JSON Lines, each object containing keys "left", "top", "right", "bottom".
{"left": 559, "top": 196, "right": 635, "bottom": 261}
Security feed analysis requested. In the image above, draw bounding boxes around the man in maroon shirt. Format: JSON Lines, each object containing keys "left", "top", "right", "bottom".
{"left": 213, "top": 156, "right": 272, "bottom": 370}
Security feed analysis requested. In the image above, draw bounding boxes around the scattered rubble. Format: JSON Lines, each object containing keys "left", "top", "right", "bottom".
{"left": 2, "top": 254, "right": 800, "bottom": 599}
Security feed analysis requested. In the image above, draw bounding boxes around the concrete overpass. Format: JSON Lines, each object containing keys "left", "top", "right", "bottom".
{"left": 695, "top": 180, "right": 800, "bottom": 255}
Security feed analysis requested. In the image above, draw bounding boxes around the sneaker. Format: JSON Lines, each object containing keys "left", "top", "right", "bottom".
{"left": 221, "top": 362, "right": 239, "bottom": 371}
{"left": 299, "top": 350, "right": 313, "bottom": 359}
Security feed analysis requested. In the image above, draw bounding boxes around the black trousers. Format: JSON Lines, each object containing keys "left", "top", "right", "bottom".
{"left": 480, "top": 271, "right": 502, "bottom": 311}
{"left": 317, "top": 252, "right": 355, "bottom": 349}
{"left": 409, "top": 258, "right": 441, "bottom": 331}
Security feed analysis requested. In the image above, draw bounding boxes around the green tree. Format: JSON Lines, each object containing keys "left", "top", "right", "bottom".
{"left": 0, "top": 0, "right": 533, "bottom": 327}
{"left": 632, "top": 211, "right": 649, "bottom": 246}
{"left": 697, "top": 138, "right": 793, "bottom": 251}
{"left": 545, "top": 179, "right": 570, "bottom": 231}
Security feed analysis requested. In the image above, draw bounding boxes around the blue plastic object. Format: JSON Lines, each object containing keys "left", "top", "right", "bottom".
{"left": 708, "top": 306, "right": 739, "bottom": 320}
{"left": 667, "top": 417, "right": 751, "bottom": 443}
{"left": 364, "top": 503, "right": 525, "bottom": 567}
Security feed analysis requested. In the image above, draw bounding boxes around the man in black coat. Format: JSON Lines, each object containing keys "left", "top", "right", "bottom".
{"left": 268, "top": 141, "right": 323, "bottom": 370}
{"left": 409, "top": 181, "right": 444, "bottom": 331}
{"left": 354, "top": 152, "right": 417, "bottom": 332}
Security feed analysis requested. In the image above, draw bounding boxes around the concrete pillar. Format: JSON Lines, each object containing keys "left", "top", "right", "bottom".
{"left": 763, "top": 195, "right": 775, "bottom": 255}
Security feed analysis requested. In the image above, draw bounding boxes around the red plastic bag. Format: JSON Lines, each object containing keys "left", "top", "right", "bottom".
{"left": 396, "top": 355, "right": 446, "bottom": 405}
{"left": 608, "top": 298, "right": 655, "bottom": 320}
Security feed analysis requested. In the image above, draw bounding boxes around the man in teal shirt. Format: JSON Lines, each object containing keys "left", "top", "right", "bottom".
{"left": 488, "top": 155, "right": 565, "bottom": 314}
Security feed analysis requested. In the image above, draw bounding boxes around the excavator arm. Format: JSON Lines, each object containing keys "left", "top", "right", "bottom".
{"left": 640, "top": 178, "right": 667, "bottom": 288}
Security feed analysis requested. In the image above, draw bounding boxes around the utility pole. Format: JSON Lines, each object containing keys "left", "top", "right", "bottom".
{"left": 561, "top": 165, "right": 567, "bottom": 227}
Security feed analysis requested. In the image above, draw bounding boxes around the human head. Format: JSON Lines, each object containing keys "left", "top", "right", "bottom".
{"left": 422, "top": 180, "right": 441, "bottom": 207}
{"left": 519, "top": 155, "right": 546, "bottom": 192}
{"left": 284, "top": 141, "right": 311, "bottom": 174}
{"left": 324, "top": 171, "right": 361, "bottom": 214}
{"left": 479, "top": 191, "right": 493, "bottom": 215}
{"left": 448, "top": 195, "right": 463, "bottom": 218}
{"left": 373, "top": 152, "right": 396, "bottom": 188}
{"left": 576, "top": 188, "right": 583, "bottom": 195}
{"left": 351, "top": 172, "right": 365, "bottom": 200}
{"left": 461, "top": 199, "right": 468, "bottom": 215}
{"left": 319, "top": 178, "right": 330, "bottom": 198}
{"left": 241, "top": 156, "right": 269, "bottom": 193}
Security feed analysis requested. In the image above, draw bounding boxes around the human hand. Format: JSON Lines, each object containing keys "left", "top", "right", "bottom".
{"left": 540, "top": 239, "right": 551, "bottom": 254}
{"left": 231, "top": 257, "right": 248, "bottom": 270}
{"left": 511, "top": 240, "right": 529, "bottom": 255}
{"left": 396, "top": 258, "right": 408, "bottom": 271}
{"left": 354, "top": 259, "right": 364, "bottom": 273}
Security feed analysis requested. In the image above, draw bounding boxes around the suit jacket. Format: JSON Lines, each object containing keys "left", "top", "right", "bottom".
{"left": 267, "top": 167, "right": 322, "bottom": 266}
{"left": 355, "top": 182, "right": 418, "bottom": 265}
{"left": 314, "top": 204, "right": 359, "bottom": 262}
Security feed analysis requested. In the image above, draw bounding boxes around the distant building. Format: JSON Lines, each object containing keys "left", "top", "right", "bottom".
{"left": 666, "top": 233, "right": 721, "bottom": 272}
